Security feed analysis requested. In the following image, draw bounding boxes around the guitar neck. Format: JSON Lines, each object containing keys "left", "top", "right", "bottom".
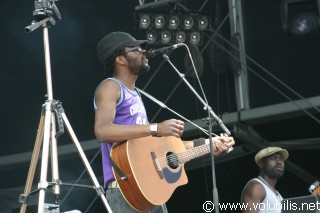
{"left": 177, "top": 142, "right": 223, "bottom": 164}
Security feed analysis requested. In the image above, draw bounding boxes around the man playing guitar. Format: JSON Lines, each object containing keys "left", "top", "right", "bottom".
{"left": 94, "top": 31, "right": 233, "bottom": 213}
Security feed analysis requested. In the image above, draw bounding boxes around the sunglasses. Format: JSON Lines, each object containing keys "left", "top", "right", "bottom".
{"left": 123, "top": 46, "right": 143, "bottom": 54}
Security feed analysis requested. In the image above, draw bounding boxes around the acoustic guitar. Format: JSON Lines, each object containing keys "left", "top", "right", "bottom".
{"left": 110, "top": 135, "right": 235, "bottom": 212}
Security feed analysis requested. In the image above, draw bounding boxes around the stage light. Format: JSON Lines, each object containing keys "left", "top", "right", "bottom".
{"left": 189, "top": 31, "right": 201, "bottom": 45}
{"left": 168, "top": 15, "right": 181, "bottom": 30}
{"left": 160, "top": 30, "right": 172, "bottom": 44}
{"left": 175, "top": 31, "right": 186, "bottom": 43}
{"left": 154, "top": 15, "right": 166, "bottom": 29}
{"left": 290, "top": 13, "right": 319, "bottom": 35}
{"left": 183, "top": 15, "right": 195, "bottom": 30}
{"left": 146, "top": 30, "right": 158, "bottom": 44}
{"left": 139, "top": 14, "right": 152, "bottom": 29}
{"left": 197, "top": 15, "right": 209, "bottom": 30}
{"left": 280, "top": 0, "right": 320, "bottom": 36}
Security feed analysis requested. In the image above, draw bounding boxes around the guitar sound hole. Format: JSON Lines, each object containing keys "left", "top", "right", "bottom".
{"left": 166, "top": 152, "right": 179, "bottom": 169}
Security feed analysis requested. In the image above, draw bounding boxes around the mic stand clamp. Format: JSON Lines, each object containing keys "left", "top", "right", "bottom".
{"left": 162, "top": 53, "right": 230, "bottom": 213}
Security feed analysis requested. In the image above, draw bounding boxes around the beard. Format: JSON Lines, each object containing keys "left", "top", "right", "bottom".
{"left": 127, "top": 55, "right": 150, "bottom": 76}
{"left": 263, "top": 166, "right": 284, "bottom": 180}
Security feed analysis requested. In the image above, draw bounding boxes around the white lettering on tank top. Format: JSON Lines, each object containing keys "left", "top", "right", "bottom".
{"left": 130, "top": 104, "right": 143, "bottom": 116}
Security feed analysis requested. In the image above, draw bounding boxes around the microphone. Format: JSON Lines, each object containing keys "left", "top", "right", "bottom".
{"left": 145, "top": 43, "right": 184, "bottom": 58}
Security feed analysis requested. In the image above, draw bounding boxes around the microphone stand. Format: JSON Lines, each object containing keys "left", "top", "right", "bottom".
{"left": 162, "top": 54, "right": 231, "bottom": 136}
{"left": 162, "top": 53, "right": 231, "bottom": 213}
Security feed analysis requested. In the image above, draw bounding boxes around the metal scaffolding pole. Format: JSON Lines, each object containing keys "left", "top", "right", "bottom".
{"left": 228, "top": 0, "right": 250, "bottom": 110}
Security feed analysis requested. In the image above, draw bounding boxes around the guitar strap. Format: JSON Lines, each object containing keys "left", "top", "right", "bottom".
{"left": 108, "top": 144, "right": 128, "bottom": 182}
{"left": 109, "top": 157, "right": 128, "bottom": 181}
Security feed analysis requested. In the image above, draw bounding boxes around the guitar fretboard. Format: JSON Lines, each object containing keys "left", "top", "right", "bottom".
{"left": 177, "top": 138, "right": 236, "bottom": 163}
{"left": 179, "top": 143, "right": 215, "bottom": 163}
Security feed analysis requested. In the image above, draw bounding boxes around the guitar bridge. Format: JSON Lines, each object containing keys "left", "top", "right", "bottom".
{"left": 151, "top": 152, "right": 164, "bottom": 179}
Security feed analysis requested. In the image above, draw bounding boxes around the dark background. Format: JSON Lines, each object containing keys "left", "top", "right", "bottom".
{"left": 1, "top": 0, "right": 320, "bottom": 212}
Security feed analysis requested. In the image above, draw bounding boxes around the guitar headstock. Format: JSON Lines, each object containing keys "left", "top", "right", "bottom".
{"left": 225, "top": 137, "right": 235, "bottom": 153}
{"left": 214, "top": 135, "right": 235, "bottom": 153}
{"left": 225, "top": 136, "right": 235, "bottom": 146}
{"left": 216, "top": 134, "right": 235, "bottom": 146}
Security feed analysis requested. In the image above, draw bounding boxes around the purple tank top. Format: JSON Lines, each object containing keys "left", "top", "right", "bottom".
{"left": 94, "top": 78, "right": 148, "bottom": 188}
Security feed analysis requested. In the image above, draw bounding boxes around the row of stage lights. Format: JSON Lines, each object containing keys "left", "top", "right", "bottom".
{"left": 136, "top": 12, "right": 210, "bottom": 45}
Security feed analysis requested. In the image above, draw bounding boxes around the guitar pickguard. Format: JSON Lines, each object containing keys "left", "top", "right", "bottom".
{"left": 151, "top": 151, "right": 182, "bottom": 184}
{"left": 162, "top": 167, "right": 182, "bottom": 184}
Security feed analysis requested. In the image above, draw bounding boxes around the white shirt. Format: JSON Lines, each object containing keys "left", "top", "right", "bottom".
{"left": 253, "top": 177, "right": 283, "bottom": 213}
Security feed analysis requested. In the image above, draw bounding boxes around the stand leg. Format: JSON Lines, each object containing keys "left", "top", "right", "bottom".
{"left": 61, "top": 112, "right": 113, "bottom": 213}
{"left": 50, "top": 114, "right": 60, "bottom": 196}
{"left": 20, "top": 101, "right": 112, "bottom": 213}
{"left": 20, "top": 114, "right": 45, "bottom": 213}
{"left": 37, "top": 103, "right": 54, "bottom": 213}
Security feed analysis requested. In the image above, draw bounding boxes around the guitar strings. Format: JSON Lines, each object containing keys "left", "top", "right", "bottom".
{"left": 157, "top": 144, "right": 213, "bottom": 163}
{"left": 157, "top": 148, "right": 209, "bottom": 168}
{"left": 156, "top": 144, "right": 212, "bottom": 166}
{"left": 156, "top": 139, "right": 234, "bottom": 166}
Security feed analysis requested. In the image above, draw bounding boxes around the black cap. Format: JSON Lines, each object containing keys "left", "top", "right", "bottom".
{"left": 97, "top": 31, "right": 147, "bottom": 65}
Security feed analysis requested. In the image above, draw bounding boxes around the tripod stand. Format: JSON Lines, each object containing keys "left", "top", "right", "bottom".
{"left": 19, "top": 1, "right": 112, "bottom": 212}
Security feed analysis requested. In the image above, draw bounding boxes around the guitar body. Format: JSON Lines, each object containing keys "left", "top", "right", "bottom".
{"left": 110, "top": 136, "right": 188, "bottom": 212}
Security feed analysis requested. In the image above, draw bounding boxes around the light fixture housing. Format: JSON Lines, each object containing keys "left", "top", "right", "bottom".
{"left": 175, "top": 31, "right": 187, "bottom": 43}
{"left": 154, "top": 15, "right": 166, "bottom": 29}
{"left": 139, "top": 14, "right": 152, "bottom": 29}
{"left": 197, "top": 15, "right": 209, "bottom": 31}
{"left": 160, "top": 30, "right": 173, "bottom": 44}
{"left": 290, "top": 13, "right": 319, "bottom": 35}
{"left": 146, "top": 30, "right": 159, "bottom": 44}
{"left": 280, "top": 0, "right": 320, "bottom": 36}
{"left": 182, "top": 15, "right": 195, "bottom": 30}
{"left": 189, "top": 31, "right": 202, "bottom": 45}
{"left": 168, "top": 15, "right": 181, "bottom": 30}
